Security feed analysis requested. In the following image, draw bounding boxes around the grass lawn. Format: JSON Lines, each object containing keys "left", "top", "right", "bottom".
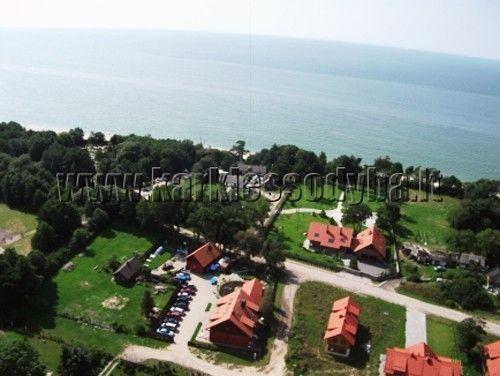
{"left": 284, "top": 185, "right": 342, "bottom": 210}
{"left": 397, "top": 282, "right": 500, "bottom": 323}
{"left": 1, "top": 331, "right": 62, "bottom": 372}
{"left": 398, "top": 194, "right": 458, "bottom": 249}
{"left": 0, "top": 203, "right": 38, "bottom": 255}
{"left": 287, "top": 281, "right": 405, "bottom": 375}
{"left": 271, "top": 213, "right": 342, "bottom": 270}
{"left": 19, "top": 224, "right": 176, "bottom": 359}
{"left": 427, "top": 316, "right": 499, "bottom": 375}
{"left": 53, "top": 226, "right": 172, "bottom": 331}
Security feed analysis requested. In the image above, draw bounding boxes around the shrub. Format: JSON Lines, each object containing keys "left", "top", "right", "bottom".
{"left": 349, "top": 258, "right": 358, "bottom": 270}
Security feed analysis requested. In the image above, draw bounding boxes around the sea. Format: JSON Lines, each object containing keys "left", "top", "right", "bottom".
{"left": 1, "top": 28, "right": 499, "bottom": 181}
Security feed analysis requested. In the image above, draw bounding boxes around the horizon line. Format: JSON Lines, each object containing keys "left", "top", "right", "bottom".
{"left": 2, "top": 25, "right": 500, "bottom": 63}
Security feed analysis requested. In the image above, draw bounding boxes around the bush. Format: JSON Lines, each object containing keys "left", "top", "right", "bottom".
{"left": 134, "top": 324, "right": 146, "bottom": 336}
{"left": 349, "top": 258, "right": 358, "bottom": 270}
{"left": 105, "top": 255, "right": 120, "bottom": 273}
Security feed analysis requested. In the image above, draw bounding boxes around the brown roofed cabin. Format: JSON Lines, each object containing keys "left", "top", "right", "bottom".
{"left": 114, "top": 255, "right": 142, "bottom": 284}
{"left": 324, "top": 296, "right": 360, "bottom": 357}
{"left": 185, "top": 242, "right": 221, "bottom": 274}
{"left": 206, "top": 278, "right": 265, "bottom": 350}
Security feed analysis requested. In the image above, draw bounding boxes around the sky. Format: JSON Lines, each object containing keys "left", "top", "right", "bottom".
{"left": 2, "top": 0, "right": 500, "bottom": 60}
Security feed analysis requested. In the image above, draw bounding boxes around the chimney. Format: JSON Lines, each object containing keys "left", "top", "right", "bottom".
{"left": 241, "top": 299, "right": 246, "bottom": 308}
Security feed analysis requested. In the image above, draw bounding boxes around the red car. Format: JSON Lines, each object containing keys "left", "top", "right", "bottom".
{"left": 180, "top": 287, "right": 196, "bottom": 294}
{"left": 166, "top": 311, "right": 183, "bottom": 318}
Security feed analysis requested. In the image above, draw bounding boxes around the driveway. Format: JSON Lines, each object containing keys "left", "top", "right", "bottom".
{"left": 121, "top": 279, "right": 298, "bottom": 376}
{"left": 405, "top": 309, "right": 427, "bottom": 346}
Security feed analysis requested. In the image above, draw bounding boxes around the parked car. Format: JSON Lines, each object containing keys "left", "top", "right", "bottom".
{"left": 156, "top": 328, "right": 175, "bottom": 339}
{"left": 177, "top": 292, "right": 192, "bottom": 298}
{"left": 176, "top": 296, "right": 191, "bottom": 303}
{"left": 179, "top": 282, "right": 197, "bottom": 290}
{"left": 161, "top": 322, "right": 178, "bottom": 329}
{"left": 166, "top": 311, "right": 183, "bottom": 318}
{"left": 163, "top": 317, "right": 180, "bottom": 324}
{"left": 434, "top": 265, "right": 446, "bottom": 272}
{"left": 173, "top": 301, "right": 189, "bottom": 309}
{"left": 169, "top": 307, "right": 185, "bottom": 314}
{"left": 180, "top": 287, "right": 196, "bottom": 294}
{"left": 174, "top": 274, "right": 190, "bottom": 282}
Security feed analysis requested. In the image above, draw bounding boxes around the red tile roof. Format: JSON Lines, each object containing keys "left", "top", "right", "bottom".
{"left": 206, "top": 279, "right": 264, "bottom": 338}
{"left": 352, "top": 227, "right": 387, "bottom": 258}
{"left": 241, "top": 278, "right": 265, "bottom": 303}
{"left": 307, "top": 222, "right": 353, "bottom": 250}
{"left": 384, "top": 343, "right": 462, "bottom": 376}
{"left": 485, "top": 340, "right": 500, "bottom": 376}
{"left": 186, "top": 242, "right": 220, "bottom": 268}
{"left": 324, "top": 296, "right": 360, "bottom": 346}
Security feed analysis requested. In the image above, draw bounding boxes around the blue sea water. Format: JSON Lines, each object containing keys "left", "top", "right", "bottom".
{"left": 0, "top": 28, "right": 499, "bottom": 181}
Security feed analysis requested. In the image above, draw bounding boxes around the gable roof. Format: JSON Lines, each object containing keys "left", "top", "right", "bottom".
{"left": 485, "top": 340, "right": 500, "bottom": 376}
{"left": 114, "top": 255, "right": 142, "bottom": 281}
{"left": 385, "top": 342, "right": 462, "bottom": 376}
{"left": 206, "top": 279, "right": 264, "bottom": 338}
{"left": 352, "top": 227, "right": 387, "bottom": 258}
{"left": 186, "top": 242, "right": 220, "bottom": 268}
{"left": 307, "top": 222, "right": 354, "bottom": 250}
{"left": 241, "top": 278, "right": 265, "bottom": 303}
{"left": 324, "top": 296, "right": 360, "bottom": 346}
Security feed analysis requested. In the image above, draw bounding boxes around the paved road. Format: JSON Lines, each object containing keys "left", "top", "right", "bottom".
{"left": 284, "top": 259, "right": 500, "bottom": 336}
{"left": 405, "top": 309, "right": 427, "bottom": 347}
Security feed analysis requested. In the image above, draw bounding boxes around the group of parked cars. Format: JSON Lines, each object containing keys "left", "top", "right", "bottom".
{"left": 156, "top": 271, "right": 197, "bottom": 341}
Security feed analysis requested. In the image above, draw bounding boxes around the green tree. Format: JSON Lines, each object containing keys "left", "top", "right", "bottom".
{"left": 89, "top": 208, "right": 110, "bottom": 232}
{"left": 87, "top": 131, "right": 106, "bottom": 146}
{"left": 376, "top": 202, "right": 401, "bottom": 242}
{"left": 263, "top": 236, "right": 286, "bottom": 269}
{"left": 456, "top": 318, "right": 485, "bottom": 354}
{"left": 38, "top": 200, "right": 81, "bottom": 242}
{"left": 476, "top": 228, "right": 500, "bottom": 264}
{"left": 445, "top": 229, "right": 476, "bottom": 254}
{"left": 141, "top": 290, "right": 154, "bottom": 316}
{"left": 235, "top": 229, "right": 263, "bottom": 257}
{"left": 0, "top": 337, "right": 46, "bottom": 376}
{"left": 230, "top": 140, "right": 248, "bottom": 160}
{"left": 342, "top": 203, "right": 372, "bottom": 232}
{"left": 31, "top": 220, "right": 58, "bottom": 253}
{"left": 59, "top": 345, "right": 93, "bottom": 376}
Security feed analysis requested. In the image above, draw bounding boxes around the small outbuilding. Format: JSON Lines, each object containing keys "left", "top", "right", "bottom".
{"left": 458, "top": 253, "right": 486, "bottom": 269}
{"left": 114, "top": 255, "right": 142, "bottom": 284}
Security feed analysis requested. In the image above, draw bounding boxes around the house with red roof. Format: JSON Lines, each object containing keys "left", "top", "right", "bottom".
{"left": 384, "top": 342, "right": 462, "bottom": 376}
{"left": 306, "top": 222, "right": 386, "bottom": 261}
{"left": 185, "top": 242, "right": 221, "bottom": 273}
{"left": 484, "top": 340, "right": 500, "bottom": 376}
{"left": 323, "top": 296, "right": 360, "bottom": 357}
{"left": 206, "top": 278, "right": 265, "bottom": 350}
{"left": 352, "top": 227, "right": 387, "bottom": 261}
{"left": 306, "top": 222, "right": 353, "bottom": 253}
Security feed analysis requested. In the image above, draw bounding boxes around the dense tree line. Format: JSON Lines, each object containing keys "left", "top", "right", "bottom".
{"left": 446, "top": 179, "right": 500, "bottom": 264}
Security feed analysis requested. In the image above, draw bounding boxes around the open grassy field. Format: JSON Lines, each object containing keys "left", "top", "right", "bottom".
{"left": 427, "top": 315, "right": 499, "bottom": 375}
{"left": 17, "top": 224, "right": 176, "bottom": 360}
{"left": 287, "top": 281, "right": 405, "bottom": 375}
{"left": 0, "top": 203, "right": 37, "bottom": 255}
{"left": 271, "top": 212, "right": 342, "bottom": 270}
{"left": 398, "top": 194, "right": 458, "bottom": 249}
{"left": 53, "top": 226, "right": 172, "bottom": 331}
